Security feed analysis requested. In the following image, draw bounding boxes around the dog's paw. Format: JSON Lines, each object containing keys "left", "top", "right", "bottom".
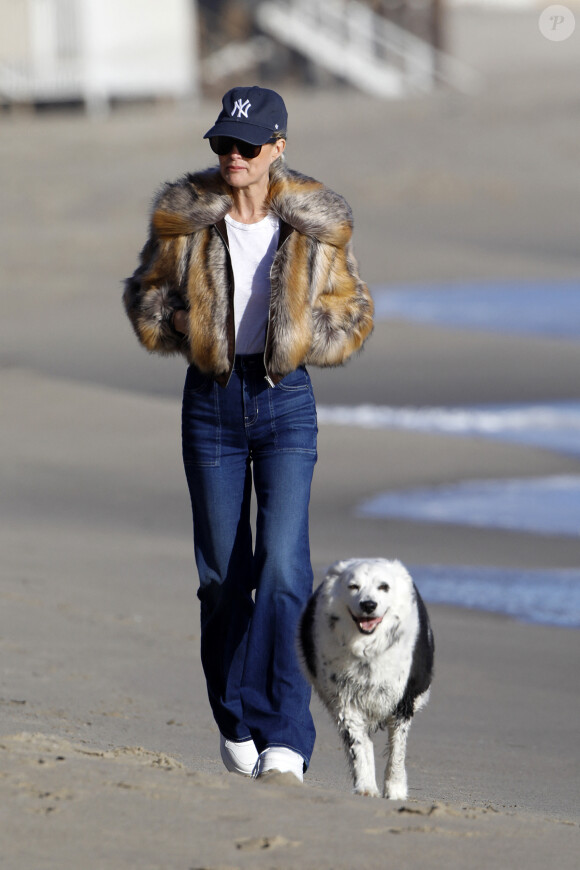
{"left": 354, "top": 785, "right": 381, "bottom": 798}
{"left": 383, "top": 781, "right": 408, "bottom": 800}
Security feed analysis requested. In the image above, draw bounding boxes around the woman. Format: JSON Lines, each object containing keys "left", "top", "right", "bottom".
{"left": 124, "top": 86, "right": 373, "bottom": 782}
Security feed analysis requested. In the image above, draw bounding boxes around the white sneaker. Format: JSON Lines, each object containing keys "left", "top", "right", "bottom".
{"left": 219, "top": 734, "right": 259, "bottom": 777}
{"left": 252, "top": 746, "right": 304, "bottom": 783}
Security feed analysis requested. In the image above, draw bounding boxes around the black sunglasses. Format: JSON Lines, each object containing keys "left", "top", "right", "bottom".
{"left": 209, "top": 136, "right": 276, "bottom": 158}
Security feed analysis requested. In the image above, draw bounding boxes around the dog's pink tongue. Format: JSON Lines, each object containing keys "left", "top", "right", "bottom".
{"left": 359, "top": 616, "right": 382, "bottom": 632}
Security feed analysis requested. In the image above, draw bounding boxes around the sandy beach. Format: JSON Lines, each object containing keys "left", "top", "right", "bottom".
{"left": 1, "top": 8, "right": 579, "bottom": 868}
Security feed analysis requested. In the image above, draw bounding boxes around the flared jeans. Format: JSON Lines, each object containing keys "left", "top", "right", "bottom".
{"left": 182, "top": 355, "right": 317, "bottom": 767}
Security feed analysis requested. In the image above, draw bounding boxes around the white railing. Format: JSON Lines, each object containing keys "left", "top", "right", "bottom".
{"left": 202, "top": 36, "right": 275, "bottom": 85}
{"left": 256, "top": 0, "right": 481, "bottom": 97}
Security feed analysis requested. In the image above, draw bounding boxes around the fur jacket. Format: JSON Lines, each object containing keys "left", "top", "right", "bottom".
{"left": 123, "top": 159, "right": 374, "bottom": 386}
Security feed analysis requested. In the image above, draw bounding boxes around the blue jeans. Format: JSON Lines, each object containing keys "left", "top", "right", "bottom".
{"left": 182, "top": 355, "right": 317, "bottom": 767}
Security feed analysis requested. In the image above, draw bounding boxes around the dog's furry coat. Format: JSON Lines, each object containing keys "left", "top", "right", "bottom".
{"left": 123, "top": 160, "right": 373, "bottom": 386}
{"left": 299, "top": 559, "right": 434, "bottom": 799}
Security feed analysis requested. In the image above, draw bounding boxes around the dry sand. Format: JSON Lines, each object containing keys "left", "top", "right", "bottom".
{"left": 2, "top": 730, "right": 578, "bottom": 870}
{"left": 1, "top": 9, "right": 579, "bottom": 868}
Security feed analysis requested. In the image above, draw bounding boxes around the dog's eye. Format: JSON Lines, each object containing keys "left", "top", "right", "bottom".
{"left": 378, "top": 583, "right": 390, "bottom": 592}
{"left": 348, "top": 583, "right": 360, "bottom": 592}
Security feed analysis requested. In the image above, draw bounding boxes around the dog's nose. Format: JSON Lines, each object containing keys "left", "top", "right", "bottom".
{"left": 359, "top": 599, "right": 377, "bottom": 615}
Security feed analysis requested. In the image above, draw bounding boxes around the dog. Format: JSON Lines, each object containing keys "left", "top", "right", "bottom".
{"left": 299, "top": 558, "right": 434, "bottom": 799}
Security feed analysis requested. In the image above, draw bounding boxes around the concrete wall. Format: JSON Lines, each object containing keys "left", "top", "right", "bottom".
{"left": 0, "top": 0, "right": 199, "bottom": 107}
{"left": 0, "top": 0, "right": 30, "bottom": 61}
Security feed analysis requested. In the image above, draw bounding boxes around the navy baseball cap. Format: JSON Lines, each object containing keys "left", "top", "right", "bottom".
{"left": 203, "top": 86, "right": 287, "bottom": 145}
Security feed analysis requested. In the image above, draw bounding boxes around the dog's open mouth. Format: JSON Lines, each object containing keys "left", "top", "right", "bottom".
{"left": 351, "top": 614, "right": 383, "bottom": 635}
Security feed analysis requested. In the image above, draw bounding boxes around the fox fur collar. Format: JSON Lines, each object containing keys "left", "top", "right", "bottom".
{"left": 152, "top": 160, "right": 354, "bottom": 249}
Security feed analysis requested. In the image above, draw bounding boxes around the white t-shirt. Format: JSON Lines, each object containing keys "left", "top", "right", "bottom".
{"left": 224, "top": 212, "right": 280, "bottom": 355}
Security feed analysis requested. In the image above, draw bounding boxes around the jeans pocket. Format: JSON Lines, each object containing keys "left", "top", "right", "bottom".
{"left": 276, "top": 366, "right": 311, "bottom": 392}
{"left": 182, "top": 375, "right": 221, "bottom": 467}
{"left": 269, "top": 374, "right": 318, "bottom": 456}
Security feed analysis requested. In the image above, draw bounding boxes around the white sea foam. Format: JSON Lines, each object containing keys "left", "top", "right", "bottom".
{"left": 413, "top": 565, "right": 580, "bottom": 629}
{"left": 356, "top": 475, "right": 580, "bottom": 537}
{"left": 317, "top": 401, "right": 580, "bottom": 456}
{"left": 371, "top": 281, "right": 580, "bottom": 339}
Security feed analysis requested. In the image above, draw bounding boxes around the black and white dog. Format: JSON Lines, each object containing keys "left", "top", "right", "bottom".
{"left": 299, "top": 558, "right": 434, "bottom": 799}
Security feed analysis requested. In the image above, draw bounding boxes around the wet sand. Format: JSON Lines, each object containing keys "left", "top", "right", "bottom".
{"left": 1, "top": 9, "right": 579, "bottom": 868}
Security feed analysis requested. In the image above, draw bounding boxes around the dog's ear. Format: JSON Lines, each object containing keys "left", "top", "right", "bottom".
{"left": 325, "top": 559, "right": 355, "bottom": 580}
{"left": 390, "top": 559, "right": 413, "bottom": 583}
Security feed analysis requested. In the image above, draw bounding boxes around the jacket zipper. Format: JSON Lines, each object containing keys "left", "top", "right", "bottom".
{"left": 263, "top": 221, "right": 293, "bottom": 387}
{"left": 214, "top": 221, "right": 236, "bottom": 388}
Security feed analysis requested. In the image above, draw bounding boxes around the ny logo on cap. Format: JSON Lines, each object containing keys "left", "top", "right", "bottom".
{"left": 231, "top": 98, "right": 251, "bottom": 119}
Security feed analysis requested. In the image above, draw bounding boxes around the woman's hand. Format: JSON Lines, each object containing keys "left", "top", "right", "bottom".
{"left": 172, "top": 309, "right": 189, "bottom": 335}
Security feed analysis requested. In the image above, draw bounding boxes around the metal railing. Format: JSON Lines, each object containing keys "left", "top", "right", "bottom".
{"left": 255, "top": 0, "right": 480, "bottom": 97}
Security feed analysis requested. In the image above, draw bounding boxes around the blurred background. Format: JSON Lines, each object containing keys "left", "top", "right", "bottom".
{"left": 0, "top": 0, "right": 576, "bottom": 110}
{"left": 0, "top": 0, "right": 472, "bottom": 110}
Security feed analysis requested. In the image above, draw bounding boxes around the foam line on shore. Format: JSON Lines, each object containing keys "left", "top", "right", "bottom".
{"left": 356, "top": 475, "right": 580, "bottom": 537}
{"left": 317, "top": 401, "right": 580, "bottom": 457}
{"left": 413, "top": 564, "right": 580, "bottom": 628}
{"left": 371, "top": 280, "right": 580, "bottom": 339}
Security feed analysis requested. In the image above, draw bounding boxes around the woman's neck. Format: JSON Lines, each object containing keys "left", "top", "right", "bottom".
{"left": 228, "top": 183, "right": 270, "bottom": 224}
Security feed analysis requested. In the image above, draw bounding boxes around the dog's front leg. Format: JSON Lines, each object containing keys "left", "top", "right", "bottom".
{"left": 383, "top": 715, "right": 410, "bottom": 799}
{"left": 339, "top": 713, "right": 379, "bottom": 797}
